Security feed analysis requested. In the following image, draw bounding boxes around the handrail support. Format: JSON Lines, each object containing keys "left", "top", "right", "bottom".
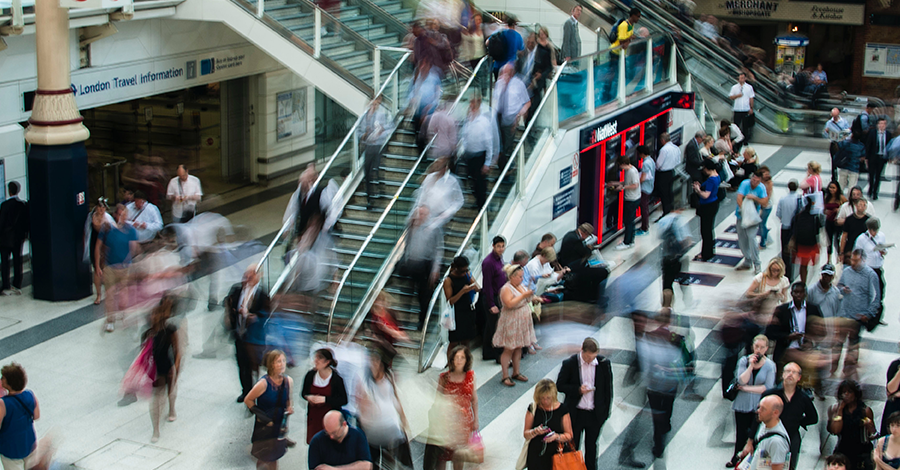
{"left": 617, "top": 50, "right": 626, "bottom": 105}
{"left": 586, "top": 57, "right": 595, "bottom": 118}
{"left": 645, "top": 38, "right": 653, "bottom": 94}
{"left": 314, "top": 8, "right": 321, "bottom": 59}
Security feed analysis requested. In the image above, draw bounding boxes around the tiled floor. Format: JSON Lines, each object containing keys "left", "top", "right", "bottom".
{"left": 2, "top": 144, "right": 898, "bottom": 469}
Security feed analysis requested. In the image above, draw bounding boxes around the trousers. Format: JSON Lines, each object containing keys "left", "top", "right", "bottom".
{"left": 363, "top": 143, "right": 384, "bottom": 204}
{"left": 838, "top": 169, "right": 859, "bottom": 194}
{"left": 0, "top": 242, "right": 24, "bottom": 290}
{"left": 656, "top": 170, "right": 675, "bottom": 215}
{"left": 869, "top": 157, "right": 886, "bottom": 198}
{"left": 648, "top": 390, "right": 675, "bottom": 458}
{"left": 697, "top": 201, "right": 719, "bottom": 260}
{"left": 572, "top": 408, "right": 604, "bottom": 470}
{"left": 736, "top": 221, "right": 760, "bottom": 268}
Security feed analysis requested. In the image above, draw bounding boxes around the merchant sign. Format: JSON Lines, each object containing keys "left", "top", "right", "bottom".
{"left": 694, "top": 0, "right": 864, "bottom": 24}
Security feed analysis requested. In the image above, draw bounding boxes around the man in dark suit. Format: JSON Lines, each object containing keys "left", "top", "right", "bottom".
{"left": 226, "top": 264, "right": 270, "bottom": 402}
{"left": 684, "top": 130, "right": 706, "bottom": 183}
{"left": 766, "top": 282, "right": 823, "bottom": 375}
{"left": 558, "top": 223, "right": 610, "bottom": 306}
{"left": 0, "top": 182, "right": 29, "bottom": 295}
{"left": 556, "top": 337, "right": 613, "bottom": 470}
{"left": 865, "top": 117, "right": 892, "bottom": 200}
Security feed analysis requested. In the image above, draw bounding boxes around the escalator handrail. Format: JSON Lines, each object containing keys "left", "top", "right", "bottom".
{"left": 416, "top": 62, "right": 568, "bottom": 372}
{"left": 259, "top": 50, "right": 412, "bottom": 290}
{"left": 329, "top": 56, "right": 491, "bottom": 343}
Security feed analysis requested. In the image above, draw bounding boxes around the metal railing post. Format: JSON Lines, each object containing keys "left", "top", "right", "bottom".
{"left": 669, "top": 43, "right": 677, "bottom": 85}
{"left": 516, "top": 144, "right": 525, "bottom": 197}
{"left": 314, "top": 8, "right": 322, "bottom": 58}
{"left": 480, "top": 213, "right": 489, "bottom": 264}
{"left": 391, "top": 74, "right": 399, "bottom": 114}
{"left": 373, "top": 48, "right": 381, "bottom": 96}
{"left": 617, "top": 50, "right": 626, "bottom": 105}
{"left": 586, "top": 57, "right": 595, "bottom": 118}
{"left": 645, "top": 38, "right": 653, "bottom": 94}
{"left": 256, "top": 0, "right": 264, "bottom": 18}
{"left": 550, "top": 84, "right": 559, "bottom": 135}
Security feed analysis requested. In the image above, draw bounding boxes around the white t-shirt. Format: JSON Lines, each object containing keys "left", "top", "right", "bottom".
{"left": 167, "top": 175, "right": 203, "bottom": 218}
{"left": 748, "top": 421, "right": 790, "bottom": 470}
{"left": 730, "top": 83, "right": 755, "bottom": 112}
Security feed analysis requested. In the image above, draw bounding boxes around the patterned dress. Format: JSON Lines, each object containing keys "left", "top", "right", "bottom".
{"left": 440, "top": 370, "right": 476, "bottom": 446}
{"left": 492, "top": 283, "right": 536, "bottom": 349}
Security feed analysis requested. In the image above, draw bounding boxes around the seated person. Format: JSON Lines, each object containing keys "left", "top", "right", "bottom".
{"left": 523, "top": 247, "right": 569, "bottom": 301}
{"left": 557, "top": 223, "right": 610, "bottom": 306}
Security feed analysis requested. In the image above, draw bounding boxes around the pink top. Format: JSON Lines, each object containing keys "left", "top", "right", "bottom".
{"left": 803, "top": 174, "right": 822, "bottom": 195}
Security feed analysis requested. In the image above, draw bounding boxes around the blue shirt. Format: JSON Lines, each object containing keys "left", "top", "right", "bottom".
{"left": 735, "top": 179, "right": 767, "bottom": 219}
{"left": 0, "top": 391, "right": 37, "bottom": 459}
{"left": 308, "top": 426, "right": 371, "bottom": 469}
{"left": 492, "top": 29, "right": 524, "bottom": 70}
{"left": 699, "top": 175, "right": 720, "bottom": 204}
{"left": 640, "top": 158, "right": 656, "bottom": 194}
{"left": 836, "top": 140, "right": 865, "bottom": 172}
{"left": 99, "top": 225, "right": 138, "bottom": 266}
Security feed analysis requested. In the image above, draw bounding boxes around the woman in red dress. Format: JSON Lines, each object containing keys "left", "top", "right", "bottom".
{"left": 437, "top": 345, "right": 480, "bottom": 470}
{"left": 301, "top": 348, "right": 348, "bottom": 444}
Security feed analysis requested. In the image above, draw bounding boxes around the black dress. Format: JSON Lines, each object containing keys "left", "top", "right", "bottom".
{"left": 143, "top": 324, "right": 177, "bottom": 382}
{"left": 448, "top": 273, "right": 477, "bottom": 343}
{"left": 835, "top": 403, "right": 874, "bottom": 470}
{"left": 526, "top": 403, "right": 569, "bottom": 470}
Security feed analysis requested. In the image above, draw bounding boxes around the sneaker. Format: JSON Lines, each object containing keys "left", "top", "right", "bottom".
{"left": 615, "top": 243, "right": 635, "bottom": 251}
{"left": 105, "top": 322, "right": 115, "bottom": 333}
{"left": 735, "top": 262, "right": 751, "bottom": 271}
{"left": 753, "top": 265, "right": 762, "bottom": 274}
{"left": 9, "top": 288, "right": 21, "bottom": 295}
{"left": 635, "top": 230, "right": 649, "bottom": 237}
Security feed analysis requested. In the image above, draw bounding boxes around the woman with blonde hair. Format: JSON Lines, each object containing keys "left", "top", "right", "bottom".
{"left": 699, "top": 135, "right": 715, "bottom": 158}
{"left": 801, "top": 160, "right": 823, "bottom": 194}
{"left": 245, "top": 350, "right": 294, "bottom": 469}
{"left": 522, "top": 379, "right": 572, "bottom": 470}
{"left": 493, "top": 264, "right": 536, "bottom": 387}
{"left": 744, "top": 257, "right": 790, "bottom": 303}
{"left": 727, "top": 334, "right": 775, "bottom": 468}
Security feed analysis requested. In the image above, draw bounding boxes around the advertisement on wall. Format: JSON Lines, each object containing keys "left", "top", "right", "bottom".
{"left": 276, "top": 88, "right": 308, "bottom": 141}
{"left": 863, "top": 43, "right": 900, "bottom": 78}
{"left": 693, "top": 0, "right": 864, "bottom": 24}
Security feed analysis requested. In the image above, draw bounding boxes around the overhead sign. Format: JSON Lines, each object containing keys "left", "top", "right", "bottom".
{"left": 863, "top": 43, "right": 900, "bottom": 78}
{"left": 59, "top": 0, "right": 131, "bottom": 9}
{"left": 694, "top": 0, "right": 864, "bottom": 24}
{"left": 579, "top": 91, "right": 694, "bottom": 149}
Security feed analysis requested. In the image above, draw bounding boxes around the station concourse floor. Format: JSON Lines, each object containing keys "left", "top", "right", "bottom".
{"left": 1, "top": 144, "right": 899, "bottom": 470}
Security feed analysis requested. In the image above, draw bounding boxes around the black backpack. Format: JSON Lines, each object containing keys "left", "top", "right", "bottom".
{"left": 487, "top": 31, "right": 508, "bottom": 62}
{"left": 608, "top": 19, "right": 626, "bottom": 44}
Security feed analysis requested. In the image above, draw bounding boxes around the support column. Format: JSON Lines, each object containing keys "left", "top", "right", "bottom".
{"left": 25, "top": 0, "right": 92, "bottom": 301}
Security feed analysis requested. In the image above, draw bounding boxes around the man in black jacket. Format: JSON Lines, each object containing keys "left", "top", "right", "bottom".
{"left": 864, "top": 117, "right": 892, "bottom": 200}
{"left": 226, "top": 265, "right": 270, "bottom": 402}
{"left": 684, "top": 130, "right": 706, "bottom": 182}
{"left": 557, "top": 337, "right": 613, "bottom": 470}
{"left": 766, "top": 282, "right": 823, "bottom": 375}
{"left": 761, "top": 362, "right": 818, "bottom": 470}
{"left": 0, "top": 182, "right": 29, "bottom": 295}
{"left": 558, "top": 223, "right": 609, "bottom": 306}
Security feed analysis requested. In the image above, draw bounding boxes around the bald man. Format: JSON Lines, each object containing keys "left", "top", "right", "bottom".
{"left": 737, "top": 395, "right": 791, "bottom": 470}
{"left": 308, "top": 410, "right": 372, "bottom": 470}
{"left": 762, "top": 363, "right": 817, "bottom": 470}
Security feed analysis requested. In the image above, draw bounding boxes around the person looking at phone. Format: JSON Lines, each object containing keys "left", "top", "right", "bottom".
{"left": 833, "top": 249, "right": 880, "bottom": 380}
{"left": 727, "top": 335, "right": 776, "bottom": 468}
{"left": 523, "top": 379, "right": 573, "bottom": 470}
{"left": 556, "top": 338, "right": 613, "bottom": 470}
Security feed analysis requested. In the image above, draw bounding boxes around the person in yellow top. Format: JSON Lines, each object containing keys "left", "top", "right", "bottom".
{"left": 611, "top": 8, "right": 642, "bottom": 55}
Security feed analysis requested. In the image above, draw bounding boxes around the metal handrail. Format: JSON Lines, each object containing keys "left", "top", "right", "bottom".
{"left": 416, "top": 62, "right": 567, "bottom": 372}
{"left": 257, "top": 49, "right": 412, "bottom": 287}
{"left": 330, "top": 55, "right": 490, "bottom": 343}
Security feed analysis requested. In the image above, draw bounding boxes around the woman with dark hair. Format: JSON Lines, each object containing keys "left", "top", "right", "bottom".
{"left": 145, "top": 294, "right": 181, "bottom": 443}
{"left": 0, "top": 362, "right": 39, "bottom": 468}
{"left": 245, "top": 350, "right": 294, "bottom": 470}
{"left": 356, "top": 349, "right": 411, "bottom": 470}
{"left": 828, "top": 379, "right": 876, "bottom": 470}
{"left": 302, "top": 348, "right": 348, "bottom": 444}
{"left": 443, "top": 256, "right": 480, "bottom": 351}
{"left": 874, "top": 412, "right": 900, "bottom": 470}
{"left": 436, "top": 345, "right": 479, "bottom": 470}
{"left": 825, "top": 181, "right": 848, "bottom": 263}
{"left": 881, "top": 358, "right": 900, "bottom": 438}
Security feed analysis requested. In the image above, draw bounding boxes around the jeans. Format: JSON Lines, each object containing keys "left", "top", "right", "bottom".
{"left": 697, "top": 201, "right": 719, "bottom": 260}
{"left": 757, "top": 206, "right": 772, "bottom": 246}
{"left": 640, "top": 192, "right": 652, "bottom": 231}
{"left": 623, "top": 198, "right": 640, "bottom": 245}
{"left": 736, "top": 221, "right": 760, "bottom": 268}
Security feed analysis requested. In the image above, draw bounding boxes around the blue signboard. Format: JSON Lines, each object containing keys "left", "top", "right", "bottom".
{"left": 552, "top": 186, "right": 576, "bottom": 220}
{"left": 559, "top": 166, "right": 572, "bottom": 188}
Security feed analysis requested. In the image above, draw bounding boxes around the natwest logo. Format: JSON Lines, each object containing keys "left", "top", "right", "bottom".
{"left": 590, "top": 121, "right": 618, "bottom": 144}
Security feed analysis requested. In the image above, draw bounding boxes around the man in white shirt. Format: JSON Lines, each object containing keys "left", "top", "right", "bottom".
{"left": 493, "top": 64, "right": 531, "bottom": 169}
{"left": 729, "top": 72, "right": 755, "bottom": 136}
{"left": 824, "top": 108, "right": 850, "bottom": 181}
{"left": 126, "top": 190, "right": 164, "bottom": 243}
{"left": 853, "top": 217, "right": 886, "bottom": 305}
{"left": 413, "top": 157, "right": 464, "bottom": 231}
{"left": 360, "top": 95, "right": 391, "bottom": 209}
{"left": 459, "top": 94, "right": 500, "bottom": 209}
{"left": 655, "top": 132, "right": 681, "bottom": 215}
{"left": 166, "top": 165, "right": 202, "bottom": 223}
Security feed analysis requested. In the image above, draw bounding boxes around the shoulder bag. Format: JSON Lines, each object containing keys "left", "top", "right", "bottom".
{"left": 553, "top": 441, "right": 587, "bottom": 470}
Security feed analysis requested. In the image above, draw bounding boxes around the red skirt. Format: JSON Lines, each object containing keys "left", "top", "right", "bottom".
{"left": 794, "top": 245, "right": 819, "bottom": 265}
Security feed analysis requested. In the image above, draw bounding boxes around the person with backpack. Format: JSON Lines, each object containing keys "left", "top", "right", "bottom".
{"left": 851, "top": 103, "right": 875, "bottom": 142}
{"left": 734, "top": 395, "right": 791, "bottom": 470}
{"left": 835, "top": 132, "right": 866, "bottom": 196}
{"left": 658, "top": 207, "right": 692, "bottom": 308}
{"left": 0, "top": 362, "right": 40, "bottom": 469}
{"left": 488, "top": 15, "right": 523, "bottom": 80}
{"left": 791, "top": 195, "right": 824, "bottom": 284}
{"left": 606, "top": 9, "right": 641, "bottom": 100}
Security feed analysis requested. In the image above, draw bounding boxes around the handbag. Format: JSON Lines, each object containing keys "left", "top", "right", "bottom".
{"left": 740, "top": 197, "right": 762, "bottom": 228}
{"left": 515, "top": 438, "right": 530, "bottom": 470}
{"left": 723, "top": 378, "right": 740, "bottom": 401}
{"left": 455, "top": 431, "right": 485, "bottom": 463}
{"left": 553, "top": 441, "right": 587, "bottom": 470}
{"left": 121, "top": 339, "right": 157, "bottom": 398}
{"left": 251, "top": 378, "right": 290, "bottom": 462}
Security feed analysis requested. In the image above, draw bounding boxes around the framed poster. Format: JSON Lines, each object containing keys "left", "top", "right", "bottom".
{"left": 276, "top": 88, "right": 308, "bottom": 141}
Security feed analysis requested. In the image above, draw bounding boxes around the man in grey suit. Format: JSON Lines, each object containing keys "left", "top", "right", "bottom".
{"left": 562, "top": 5, "right": 582, "bottom": 62}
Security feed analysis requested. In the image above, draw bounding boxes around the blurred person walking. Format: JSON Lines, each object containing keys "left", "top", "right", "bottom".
{"left": 825, "top": 182, "right": 848, "bottom": 263}
{"left": 656, "top": 132, "right": 680, "bottom": 216}
{"left": 493, "top": 265, "right": 536, "bottom": 387}
{"left": 245, "top": 350, "right": 294, "bottom": 470}
{"left": 866, "top": 118, "right": 892, "bottom": 200}
{"left": 561, "top": 6, "right": 581, "bottom": 62}
{"left": 401, "top": 206, "right": 444, "bottom": 331}
{"left": 0, "top": 362, "right": 39, "bottom": 469}
{"left": 435, "top": 346, "right": 479, "bottom": 470}
{"left": 356, "top": 349, "right": 412, "bottom": 470}
{"left": 409, "top": 57, "right": 443, "bottom": 152}
{"left": 144, "top": 295, "right": 182, "bottom": 443}
{"left": 488, "top": 16, "right": 523, "bottom": 80}
{"left": 658, "top": 208, "right": 692, "bottom": 308}
{"left": 743, "top": 258, "right": 790, "bottom": 304}
{"left": 726, "top": 334, "right": 775, "bottom": 468}
{"left": 836, "top": 133, "right": 866, "bottom": 192}
{"left": 480, "top": 236, "right": 506, "bottom": 362}
{"left": 766, "top": 283, "right": 823, "bottom": 374}
{"left": 840, "top": 199, "right": 871, "bottom": 264}
{"left": 360, "top": 95, "right": 391, "bottom": 210}
{"left": 126, "top": 191, "right": 163, "bottom": 243}
{"left": 761, "top": 362, "right": 818, "bottom": 470}
{"left": 530, "top": 27, "right": 557, "bottom": 121}
{"left": 84, "top": 199, "right": 114, "bottom": 304}
{"left": 426, "top": 101, "right": 458, "bottom": 162}
{"left": 522, "top": 379, "right": 573, "bottom": 470}
{"left": 166, "top": 165, "right": 202, "bottom": 223}
{"left": 0, "top": 182, "right": 28, "bottom": 297}
{"left": 413, "top": 157, "right": 464, "bottom": 231}
{"left": 492, "top": 63, "right": 530, "bottom": 170}
{"left": 556, "top": 338, "right": 611, "bottom": 470}
{"left": 227, "top": 265, "right": 271, "bottom": 403}
{"left": 735, "top": 170, "right": 769, "bottom": 274}
{"left": 792, "top": 196, "right": 825, "bottom": 284}
{"left": 443, "top": 257, "right": 480, "bottom": 351}
{"left": 97, "top": 204, "right": 140, "bottom": 332}
{"left": 693, "top": 159, "right": 720, "bottom": 261}
{"left": 833, "top": 249, "right": 880, "bottom": 380}
{"left": 776, "top": 180, "right": 802, "bottom": 279}
{"left": 458, "top": 94, "right": 499, "bottom": 209}
{"left": 757, "top": 166, "right": 774, "bottom": 249}
{"left": 308, "top": 410, "right": 372, "bottom": 470}
{"left": 302, "top": 348, "right": 348, "bottom": 445}
{"left": 827, "top": 380, "right": 876, "bottom": 470}
{"left": 639, "top": 308, "right": 687, "bottom": 461}
{"left": 284, "top": 166, "right": 331, "bottom": 250}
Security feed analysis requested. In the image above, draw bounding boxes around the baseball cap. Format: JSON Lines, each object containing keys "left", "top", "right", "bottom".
{"left": 821, "top": 264, "right": 836, "bottom": 276}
